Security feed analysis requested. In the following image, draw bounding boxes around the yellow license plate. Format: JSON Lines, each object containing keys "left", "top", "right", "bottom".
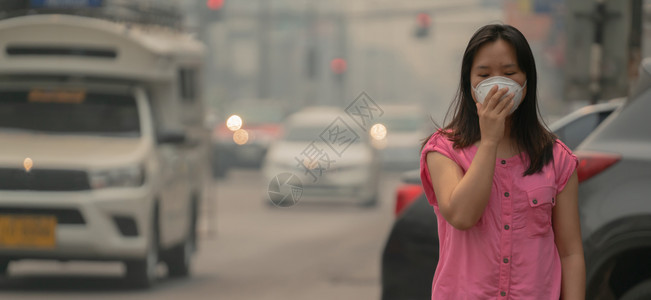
{"left": 0, "top": 215, "right": 56, "bottom": 248}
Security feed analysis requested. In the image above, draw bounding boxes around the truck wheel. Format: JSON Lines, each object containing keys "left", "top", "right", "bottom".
{"left": 125, "top": 208, "right": 159, "bottom": 288}
{"left": 0, "top": 259, "right": 9, "bottom": 276}
{"left": 621, "top": 279, "right": 651, "bottom": 300}
{"left": 166, "top": 202, "right": 195, "bottom": 278}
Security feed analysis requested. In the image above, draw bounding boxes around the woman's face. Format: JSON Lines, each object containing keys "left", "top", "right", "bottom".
{"left": 470, "top": 39, "right": 527, "bottom": 103}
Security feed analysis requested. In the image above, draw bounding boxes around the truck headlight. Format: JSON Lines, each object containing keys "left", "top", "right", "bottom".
{"left": 90, "top": 165, "right": 145, "bottom": 189}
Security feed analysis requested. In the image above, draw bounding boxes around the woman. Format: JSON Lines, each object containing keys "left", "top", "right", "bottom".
{"left": 420, "top": 24, "right": 585, "bottom": 299}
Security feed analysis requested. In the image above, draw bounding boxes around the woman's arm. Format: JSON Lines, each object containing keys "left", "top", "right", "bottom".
{"left": 426, "top": 87, "right": 513, "bottom": 230}
{"left": 427, "top": 140, "right": 498, "bottom": 229}
{"left": 552, "top": 171, "right": 586, "bottom": 300}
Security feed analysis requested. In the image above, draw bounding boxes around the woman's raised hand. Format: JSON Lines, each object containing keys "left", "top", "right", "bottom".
{"left": 475, "top": 85, "right": 515, "bottom": 144}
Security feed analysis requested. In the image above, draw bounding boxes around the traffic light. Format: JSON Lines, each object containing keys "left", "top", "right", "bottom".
{"left": 330, "top": 58, "right": 347, "bottom": 75}
{"left": 414, "top": 13, "right": 431, "bottom": 38}
{"left": 204, "top": 0, "right": 225, "bottom": 21}
{"left": 206, "top": 0, "right": 224, "bottom": 10}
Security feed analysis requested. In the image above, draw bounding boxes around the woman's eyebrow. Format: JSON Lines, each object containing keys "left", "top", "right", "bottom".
{"left": 475, "top": 64, "right": 517, "bottom": 70}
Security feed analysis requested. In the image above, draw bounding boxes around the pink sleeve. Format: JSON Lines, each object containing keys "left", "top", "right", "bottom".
{"left": 419, "top": 130, "right": 457, "bottom": 207}
{"left": 554, "top": 140, "right": 579, "bottom": 193}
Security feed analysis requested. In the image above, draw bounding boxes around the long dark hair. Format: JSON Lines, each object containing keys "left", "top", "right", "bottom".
{"left": 423, "top": 24, "right": 555, "bottom": 176}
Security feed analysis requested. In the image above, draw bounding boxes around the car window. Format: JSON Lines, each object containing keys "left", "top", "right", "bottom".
{"left": 598, "top": 111, "right": 612, "bottom": 123}
{"left": 560, "top": 109, "right": 614, "bottom": 149}
{"left": 284, "top": 126, "right": 324, "bottom": 141}
{"left": 0, "top": 89, "right": 140, "bottom": 137}
{"left": 284, "top": 124, "right": 368, "bottom": 143}
{"left": 561, "top": 113, "right": 599, "bottom": 149}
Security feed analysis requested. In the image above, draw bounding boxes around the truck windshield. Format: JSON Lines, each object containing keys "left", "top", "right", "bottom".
{"left": 0, "top": 89, "right": 140, "bottom": 137}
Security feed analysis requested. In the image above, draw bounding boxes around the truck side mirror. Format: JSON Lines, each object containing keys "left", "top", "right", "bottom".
{"left": 157, "top": 130, "right": 187, "bottom": 144}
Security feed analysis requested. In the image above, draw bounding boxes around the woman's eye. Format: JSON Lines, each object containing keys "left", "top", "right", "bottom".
{"left": 505, "top": 72, "right": 516, "bottom": 76}
{"left": 478, "top": 74, "right": 489, "bottom": 78}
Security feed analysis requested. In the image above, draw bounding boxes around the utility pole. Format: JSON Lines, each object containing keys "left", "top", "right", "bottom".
{"left": 566, "top": 0, "right": 638, "bottom": 104}
{"left": 304, "top": 0, "right": 319, "bottom": 108}
{"left": 257, "top": 0, "right": 272, "bottom": 99}
{"left": 335, "top": 13, "right": 348, "bottom": 107}
{"left": 586, "top": 0, "right": 624, "bottom": 104}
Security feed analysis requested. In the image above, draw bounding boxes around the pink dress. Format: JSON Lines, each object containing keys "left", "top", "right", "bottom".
{"left": 420, "top": 130, "right": 578, "bottom": 299}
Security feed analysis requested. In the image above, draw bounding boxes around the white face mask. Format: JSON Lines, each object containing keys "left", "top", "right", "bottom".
{"left": 472, "top": 76, "right": 527, "bottom": 114}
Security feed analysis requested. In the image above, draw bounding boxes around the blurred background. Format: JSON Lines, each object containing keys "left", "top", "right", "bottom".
{"left": 0, "top": 0, "right": 649, "bottom": 299}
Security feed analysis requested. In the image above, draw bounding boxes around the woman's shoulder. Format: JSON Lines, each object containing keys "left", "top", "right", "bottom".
{"left": 423, "top": 129, "right": 454, "bottom": 151}
{"left": 552, "top": 138, "right": 575, "bottom": 158}
{"left": 550, "top": 138, "right": 579, "bottom": 191}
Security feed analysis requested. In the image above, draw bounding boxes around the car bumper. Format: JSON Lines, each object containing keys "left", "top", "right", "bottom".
{"left": 0, "top": 187, "right": 154, "bottom": 261}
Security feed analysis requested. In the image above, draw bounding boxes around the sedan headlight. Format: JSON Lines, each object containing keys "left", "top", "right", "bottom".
{"left": 90, "top": 165, "right": 145, "bottom": 189}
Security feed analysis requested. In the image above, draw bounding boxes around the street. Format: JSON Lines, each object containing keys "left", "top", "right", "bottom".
{"left": 0, "top": 169, "right": 403, "bottom": 300}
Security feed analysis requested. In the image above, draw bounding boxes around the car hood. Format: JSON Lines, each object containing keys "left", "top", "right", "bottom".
{"left": 0, "top": 132, "right": 148, "bottom": 169}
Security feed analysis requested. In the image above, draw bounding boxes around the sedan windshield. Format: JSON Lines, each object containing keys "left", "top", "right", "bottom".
{"left": 284, "top": 125, "right": 368, "bottom": 143}
{"left": 0, "top": 89, "right": 140, "bottom": 137}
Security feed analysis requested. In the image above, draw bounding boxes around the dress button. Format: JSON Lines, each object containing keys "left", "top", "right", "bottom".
{"left": 501, "top": 160, "right": 506, "bottom": 165}
{"left": 500, "top": 291, "right": 506, "bottom": 296}
{"left": 532, "top": 199, "right": 538, "bottom": 204}
{"left": 504, "top": 224, "right": 510, "bottom": 230}
{"left": 552, "top": 197, "right": 555, "bottom": 204}
{"left": 504, "top": 192, "right": 510, "bottom": 197}
{"left": 503, "top": 257, "right": 509, "bottom": 264}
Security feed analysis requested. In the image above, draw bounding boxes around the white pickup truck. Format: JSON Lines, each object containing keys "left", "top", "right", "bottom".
{"left": 0, "top": 13, "right": 211, "bottom": 288}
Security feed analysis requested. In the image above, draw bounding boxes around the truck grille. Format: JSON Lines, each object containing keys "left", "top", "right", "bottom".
{"left": 0, "top": 168, "right": 90, "bottom": 191}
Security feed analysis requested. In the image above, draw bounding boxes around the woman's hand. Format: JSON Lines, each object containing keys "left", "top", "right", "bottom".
{"left": 476, "top": 85, "right": 515, "bottom": 144}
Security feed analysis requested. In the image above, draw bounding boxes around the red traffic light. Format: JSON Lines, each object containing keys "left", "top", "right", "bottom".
{"left": 417, "top": 13, "right": 431, "bottom": 27}
{"left": 330, "top": 58, "right": 347, "bottom": 74}
{"left": 207, "top": 0, "right": 224, "bottom": 10}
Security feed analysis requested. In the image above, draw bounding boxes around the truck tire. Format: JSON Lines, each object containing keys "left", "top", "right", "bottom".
{"left": 125, "top": 207, "right": 159, "bottom": 288}
{"left": 0, "top": 259, "right": 9, "bottom": 276}
{"left": 621, "top": 279, "right": 651, "bottom": 300}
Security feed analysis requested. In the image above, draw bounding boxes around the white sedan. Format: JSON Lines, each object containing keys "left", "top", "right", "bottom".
{"left": 262, "top": 107, "right": 380, "bottom": 207}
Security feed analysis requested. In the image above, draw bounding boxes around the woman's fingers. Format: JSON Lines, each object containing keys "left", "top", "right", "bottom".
{"left": 498, "top": 94, "right": 516, "bottom": 117}
{"left": 496, "top": 92, "right": 515, "bottom": 114}
{"left": 481, "top": 85, "right": 499, "bottom": 110}
{"left": 483, "top": 85, "right": 499, "bottom": 103}
{"left": 486, "top": 87, "right": 508, "bottom": 110}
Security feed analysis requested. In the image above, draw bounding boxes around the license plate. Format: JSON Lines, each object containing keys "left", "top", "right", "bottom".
{"left": 0, "top": 215, "right": 56, "bottom": 248}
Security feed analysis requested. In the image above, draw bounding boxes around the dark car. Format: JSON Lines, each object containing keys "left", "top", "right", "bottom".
{"left": 381, "top": 100, "right": 624, "bottom": 300}
{"left": 211, "top": 101, "right": 286, "bottom": 177}
{"left": 578, "top": 59, "right": 651, "bottom": 300}
{"left": 381, "top": 169, "right": 438, "bottom": 300}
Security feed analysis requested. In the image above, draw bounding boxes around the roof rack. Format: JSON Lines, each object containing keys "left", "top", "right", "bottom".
{"left": 0, "top": 0, "right": 183, "bottom": 30}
